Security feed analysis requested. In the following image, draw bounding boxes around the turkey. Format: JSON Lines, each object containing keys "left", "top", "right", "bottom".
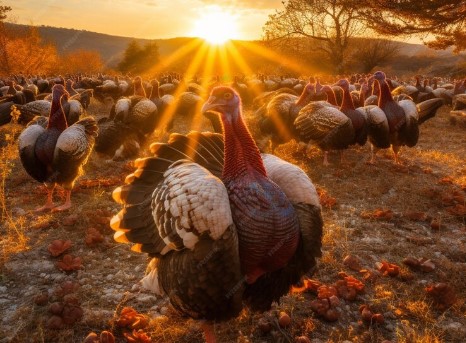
{"left": 336, "top": 79, "right": 368, "bottom": 147}
{"left": 18, "top": 84, "right": 98, "bottom": 211}
{"left": 15, "top": 100, "right": 52, "bottom": 125}
{"left": 294, "top": 101, "right": 354, "bottom": 166}
{"left": 65, "top": 79, "right": 93, "bottom": 110}
{"left": 95, "top": 78, "right": 159, "bottom": 160}
{"left": 0, "top": 81, "right": 37, "bottom": 126}
{"left": 314, "top": 82, "right": 339, "bottom": 106}
{"left": 369, "top": 71, "right": 444, "bottom": 164}
{"left": 452, "top": 94, "right": 466, "bottom": 111}
{"left": 257, "top": 81, "right": 316, "bottom": 152}
{"left": 111, "top": 86, "right": 322, "bottom": 342}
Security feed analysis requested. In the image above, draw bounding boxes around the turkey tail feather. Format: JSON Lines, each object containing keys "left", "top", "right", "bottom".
{"left": 417, "top": 98, "right": 444, "bottom": 125}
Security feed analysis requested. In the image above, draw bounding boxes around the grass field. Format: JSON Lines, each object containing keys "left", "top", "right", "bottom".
{"left": 0, "top": 99, "right": 464, "bottom": 343}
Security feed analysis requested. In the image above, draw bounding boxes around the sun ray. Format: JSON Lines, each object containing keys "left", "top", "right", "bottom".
{"left": 226, "top": 41, "right": 295, "bottom": 143}
{"left": 218, "top": 44, "right": 232, "bottom": 84}
{"left": 155, "top": 42, "right": 210, "bottom": 159}
{"left": 190, "top": 45, "right": 217, "bottom": 133}
{"left": 236, "top": 41, "right": 305, "bottom": 75}
{"left": 145, "top": 38, "right": 204, "bottom": 77}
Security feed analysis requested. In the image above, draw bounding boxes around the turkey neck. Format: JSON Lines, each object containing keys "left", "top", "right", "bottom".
{"left": 221, "top": 107, "right": 266, "bottom": 181}
{"left": 358, "top": 86, "right": 366, "bottom": 105}
{"left": 150, "top": 84, "right": 160, "bottom": 99}
{"left": 377, "top": 79, "right": 394, "bottom": 109}
{"left": 324, "top": 88, "right": 338, "bottom": 106}
{"left": 47, "top": 93, "right": 68, "bottom": 131}
{"left": 340, "top": 86, "right": 355, "bottom": 111}
{"left": 295, "top": 84, "right": 311, "bottom": 106}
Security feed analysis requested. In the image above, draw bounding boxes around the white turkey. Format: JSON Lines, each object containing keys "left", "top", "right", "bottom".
{"left": 18, "top": 84, "right": 98, "bottom": 211}
{"left": 111, "top": 86, "right": 322, "bottom": 342}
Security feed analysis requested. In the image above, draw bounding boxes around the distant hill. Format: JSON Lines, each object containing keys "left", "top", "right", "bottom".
{"left": 5, "top": 23, "right": 206, "bottom": 68}
{"left": 4, "top": 23, "right": 465, "bottom": 76}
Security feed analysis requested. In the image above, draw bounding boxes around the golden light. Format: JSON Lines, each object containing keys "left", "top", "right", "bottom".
{"left": 191, "top": 7, "right": 239, "bottom": 45}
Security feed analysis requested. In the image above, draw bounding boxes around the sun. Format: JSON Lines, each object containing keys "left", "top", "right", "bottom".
{"left": 191, "top": 7, "right": 239, "bottom": 45}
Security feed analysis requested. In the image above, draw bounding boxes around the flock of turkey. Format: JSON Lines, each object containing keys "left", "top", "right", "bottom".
{"left": 1, "top": 71, "right": 465, "bottom": 342}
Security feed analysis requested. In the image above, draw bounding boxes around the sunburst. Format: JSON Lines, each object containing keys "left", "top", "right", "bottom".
{"left": 191, "top": 7, "right": 239, "bottom": 45}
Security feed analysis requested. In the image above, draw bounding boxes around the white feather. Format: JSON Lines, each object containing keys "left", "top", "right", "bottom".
{"left": 359, "top": 105, "right": 387, "bottom": 126}
{"left": 152, "top": 161, "right": 232, "bottom": 251}
{"left": 261, "top": 154, "right": 320, "bottom": 207}
{"left": 54, "top": 123, "right": 89, "bottom": 158}
{"left": 398, "top": 99, "right": 418, "bottom": 120}
{"left": 141, "top": 259, "right": 164, "bottom": 295}
{"left": 18, "top": 124, "right": 45, "bottom": 150}
{"left": 115, "top": 98, "right": 130, "bottom": 115}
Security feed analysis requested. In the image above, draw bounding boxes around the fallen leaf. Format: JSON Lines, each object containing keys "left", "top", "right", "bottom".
{"left": 123, "top": 329, "right": 151, "bottom": 343}
{"left": 56, "top": 254, "right": 82, "bottom": 271}
{"left": 376, "top": 261, "right": 400, "bottom": 277}
{"left": 402, "top": 211, "right": 427, "bottom": 221}
{"left": 426, "top": 283, "right": 457, "bottom": 310}
{"left": 48, "top": 239, "right": 72, "bottom": 257}
{"left": 85, "top": 227, "right": 104, "bottom": 246}
{"left": 317, "top": 189, "right": 337, "bottom": 209}
{"left": 360, "top": 209, "right": 393, "bottom": 220}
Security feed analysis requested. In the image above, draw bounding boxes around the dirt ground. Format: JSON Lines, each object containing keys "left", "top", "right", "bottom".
{"left": 0, "top": 99, "right": 465, "bottom": 343}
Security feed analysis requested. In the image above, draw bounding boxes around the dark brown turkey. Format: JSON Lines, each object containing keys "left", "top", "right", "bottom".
{"left": 369, "top": 71, "right": 444, "bottom": 164}
{"left": 111, "top": 86, "right": 322, "bottom": 342}
{"left": 18, "top": 84, "right": 97, "bottom": 211}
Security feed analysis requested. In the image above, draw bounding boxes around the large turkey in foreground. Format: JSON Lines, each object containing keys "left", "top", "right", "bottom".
{"left": 111, "top": 86, "right": 323, "bottom": 342}
{"left": 18, "top": 84, "right": 98, "bottom": 211}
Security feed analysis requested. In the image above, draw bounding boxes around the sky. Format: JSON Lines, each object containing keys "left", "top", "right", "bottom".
{"left": 9, "top": 0, "right": 283, "bottom": 40}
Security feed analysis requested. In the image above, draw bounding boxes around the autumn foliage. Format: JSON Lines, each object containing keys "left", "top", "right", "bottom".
{"left": 0, "top": 13, "right": 103, "bottom": 76}
{"left": 59, "top": 49, "right": 104, "bottom": 74}
{"left": 0, "top": 25, "right": 58, "bottom": 75}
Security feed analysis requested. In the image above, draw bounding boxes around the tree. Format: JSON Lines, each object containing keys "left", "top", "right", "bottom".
{"left": 361, "top": 0, "right": 466, "bottom": 52}
{"left": 60, "top": 49, "right": 104, "bottom": 74}
{"left": 118, "top": 40, "right": 141, "bottom": 73}
{"left": 118, "top": 39, "right": 160, "bottom": 74}
{"left": 0, "top": 4, "right": 12, "bottom": 73}
{"left": 263, "top": 0, "right": 365, "bottom": 74}
{"left": 349, "top": 38, "right": 401, "bottom": 73}
{"left": 2, "top": 26, "right": 58, "bottom": 75}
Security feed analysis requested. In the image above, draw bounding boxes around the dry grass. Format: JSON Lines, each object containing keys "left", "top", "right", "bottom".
{"left": 0, "top": 113, "right": 29, "bottom": 265}
{"left": 0, "top": 101, "right": 465, "bottom": 343}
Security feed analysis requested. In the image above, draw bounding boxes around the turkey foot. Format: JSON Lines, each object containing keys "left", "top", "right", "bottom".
{"left": 323, "top": 151, "right": 330, "bottom": 166}
{"left": 201, "top": 321, "right": 217, "bottom": 343}
{"left": 35, "top": 202, "right": 56, "bottom": 212}
{"left": 366, "top": 145, "right": 379, "bottom": 165}
{"left": 51, "top": 191, "right": 71, "bottom": 212}
{"left": 339, "top": 151, "right": 348, "bottom": 166}
{"left": 35, "top": 187, "right": 55, "bottom": 212}
{"left": 392, "top": 145, "right": 402, "bottom": 165}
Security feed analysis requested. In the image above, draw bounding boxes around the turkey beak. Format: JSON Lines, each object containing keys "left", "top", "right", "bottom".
{"left": 201, "top": 96, "right": 218, "bottom": 113}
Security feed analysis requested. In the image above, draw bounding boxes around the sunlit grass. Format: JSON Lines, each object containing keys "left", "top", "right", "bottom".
{"left": 0, "top": 111, "right": 29, "bottom": 264}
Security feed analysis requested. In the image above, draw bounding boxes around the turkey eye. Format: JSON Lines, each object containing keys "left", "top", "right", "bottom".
{"left": 223, "top": 93, "right": 233, "bottom": 100}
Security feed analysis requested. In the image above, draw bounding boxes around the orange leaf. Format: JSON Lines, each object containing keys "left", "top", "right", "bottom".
{"left": 56, "top": 254, "right": 82, "bottom": 271}
{"left": 48, "top": 240, "right": 72, "bottom": 257}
